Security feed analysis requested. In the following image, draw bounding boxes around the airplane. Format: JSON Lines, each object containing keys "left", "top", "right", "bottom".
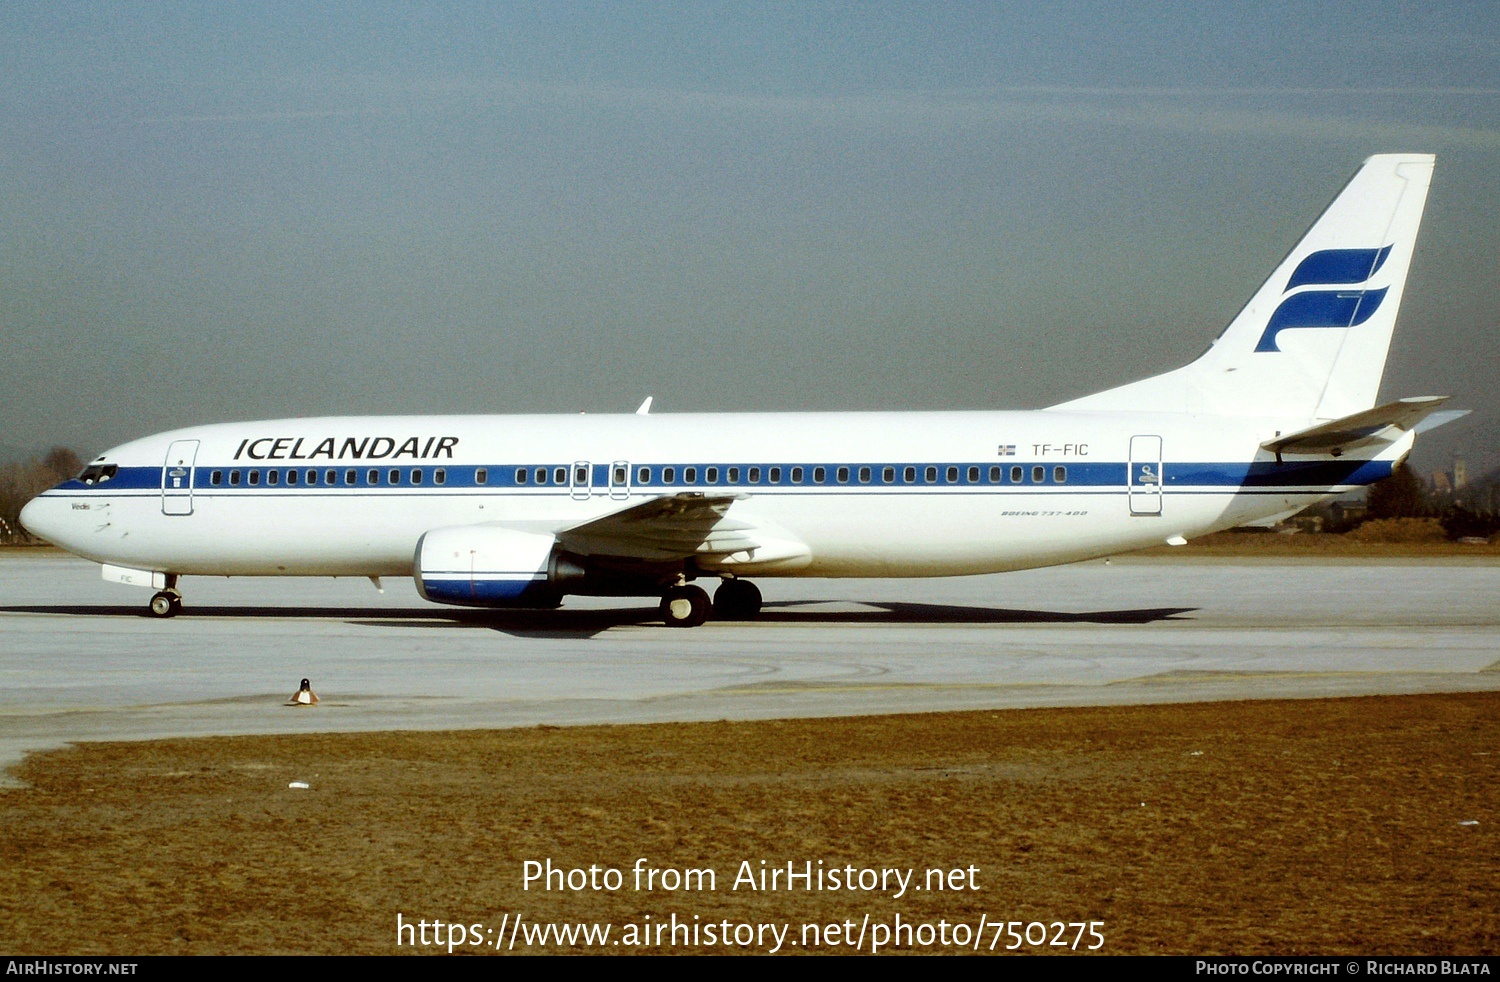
{"left": 21, "top": 153, "right": 1467, "bottom": 627}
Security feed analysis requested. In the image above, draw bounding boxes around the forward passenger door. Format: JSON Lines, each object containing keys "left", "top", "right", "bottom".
{"left": 161, "top": 440, "right": 200, "bottom": 516}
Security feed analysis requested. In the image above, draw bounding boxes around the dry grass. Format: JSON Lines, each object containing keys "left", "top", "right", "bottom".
{"left": 1, "top": 693, "right": 1496, "bottom": 955}
{"left": 1345, "top": 518, "right": 1450, "bottom": 544}
{"left": 1137, "top": 531, "right": 1499, "bottom": 558}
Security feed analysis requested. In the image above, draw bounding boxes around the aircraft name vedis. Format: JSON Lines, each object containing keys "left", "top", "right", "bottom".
{"left": 232, "top": 435, "right": 460, "bottom": 461}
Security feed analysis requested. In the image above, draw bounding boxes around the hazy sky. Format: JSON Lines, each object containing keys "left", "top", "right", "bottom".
{"left": 3, "top": 2, "right": 1498, "bottom": 477}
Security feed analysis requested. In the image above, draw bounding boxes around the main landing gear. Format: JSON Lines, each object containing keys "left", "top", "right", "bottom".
{"left": 658, "top": 578, "right": 764, "bottom": 627}
{"left": 148, "top": 574, "right": 183, "bottom": 618}
{"left": 712, "top": 578, "right": 762, "bottom": 620}
{"left": 659, "top": 584, "right": 711, "bottom": 628}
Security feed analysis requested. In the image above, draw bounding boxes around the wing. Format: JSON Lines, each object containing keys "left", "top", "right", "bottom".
{"left": 558, "top": 492, "right": 761, "bottom": 561}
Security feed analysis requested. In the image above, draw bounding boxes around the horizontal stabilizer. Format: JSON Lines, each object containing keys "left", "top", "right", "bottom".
{"left": 1262, "top": 396, "right": 1455, "bottom": 458}
{"left": 1414, "top": 409, "right": 1470, "bottom": 434}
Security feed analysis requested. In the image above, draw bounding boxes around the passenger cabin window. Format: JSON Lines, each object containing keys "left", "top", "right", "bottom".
{"left": 924, "top": 466, "right": 937, "bottom": 483}
{"left": 210, "top": 471, "right": 222, "bottom": 486}
{"left": 516, "top": 468, "right": 527, "bottom": 484}
{"left": 267, "top": 470, "right": 280, "bottom": 486}
{"left": 248, "top": 470, "right": 260, "bottom": 486}
{"left": 306, "top": 470, "right": 317, "bottom": 485}
{"left": 286, "top": 470, "right": 298, "bottom": 486}
{"left": 475, "top": 468, "right": 486, "bottom": 485}
{"left": 663, "top": 467, "right": 675, "bottom": 483}
{"left": 638, "top": 467, "right": 651, "bottom": 484}
{"left": 367, "top": 469, "right": 379, "bottom": 485}
{"left": 435, "top": 469, "right": 447, "bottom": 485}
{"left": 391, "top": 469, "right": 403, "bottom": 485}
{"left": 904, "top": 466, "right": 916, "bottom": 483}
{"left": 749, "top": 467, "right": 760, "bottom": 483}
{"left": 706, "top": 467, "right": 719, "bottom": 483}
{"left": 685, "top": 467, "right": 697, "bottom": 483}
{"left": 1032, "top": 465, "right": 1045, "bottom": 483}
{"left": 1054, "top": 466, "right": 1067, "bottom": 483}
{"left": 836, "top": 466, "right": 849, "bottom": 483}
{"left": 858, "top": 467, "right": 871, "bottom": 484}
{"left": 574, "top": 466, "right": 588, "bottom": 485}
{"left": 344, "top": 469, "right": 356, "bottom": 485}
{"left": 946, "top": 466, "right": 958, "bottom": 483}
{"left": 882, "top": 466, "right": 894, "bottom": 483}
{"left": 411, "top": 469, "right": 423, "bottom": 485}
{"left": 770, "top": 467, "right": 782, "bottom": 483}
{"left": 989, "top": 466, "right": 1000, "bottom": 482}
{"left": 229, "top": 470, "right": 241, "bottom": 486}
{"left": 813, "top": 466, "right": 826, "bottom": 483}
{"left": 727, "top": 467, "right": 739, "bottom": 483}
{"left": 554, "top": 467, "right": 567, "bottom": 485}
{"left": 1010, "top": 466, "right": 1023, "bottom": 483}
{"left": 326, "top": 470, "right": 337, "bottom": 485}
{"left": 791, "top": 466, "right": 803, "bottom": 483}
{"left": 967, "top": 466, "right": 979, "bottom": 483}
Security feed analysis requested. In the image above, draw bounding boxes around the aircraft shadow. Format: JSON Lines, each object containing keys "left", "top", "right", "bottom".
{"left": 759, "top": 601, "right": 1197, "bottom": 625}
{"left": 0, "top": 601, "right": 1197, "bottom": 639}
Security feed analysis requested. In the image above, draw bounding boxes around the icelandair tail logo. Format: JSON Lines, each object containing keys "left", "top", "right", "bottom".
{"left": 1255, "top": 245, "right": 1392, "bottom": 352}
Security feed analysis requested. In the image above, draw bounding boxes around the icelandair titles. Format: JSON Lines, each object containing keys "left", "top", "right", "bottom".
{"left": 233, "top": 435, "right": 459, "bottom": 461}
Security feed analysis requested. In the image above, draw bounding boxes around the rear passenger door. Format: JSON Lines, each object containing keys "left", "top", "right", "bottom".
{"left": 1128, "top": 435, "right": 1162, "bottom": 516}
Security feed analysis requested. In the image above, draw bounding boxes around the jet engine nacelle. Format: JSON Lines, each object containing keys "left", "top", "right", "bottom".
{"left": 414, "top": 525, "right": 583, "bottom": 608}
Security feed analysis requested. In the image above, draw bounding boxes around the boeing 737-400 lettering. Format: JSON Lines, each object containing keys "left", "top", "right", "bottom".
{"left": 21, "top": 154, "right": 1465, "bottom": 626}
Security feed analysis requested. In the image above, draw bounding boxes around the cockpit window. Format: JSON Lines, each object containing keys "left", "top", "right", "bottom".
{"left": 78, "top": 464, "right": 118, "bottom": 486}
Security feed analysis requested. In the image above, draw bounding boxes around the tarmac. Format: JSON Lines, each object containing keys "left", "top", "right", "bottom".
{"left": 2, "top": 550, "right": 1498, "bottom": 781}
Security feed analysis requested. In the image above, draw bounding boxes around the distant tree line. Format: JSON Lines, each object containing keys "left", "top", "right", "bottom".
{"left": 1364, "top": 461, "right": 1499, "bottom": 540}
{"left": 1365, "top": 462, "right": 1427, "bottom": 520}
{"left": 0, "top": 448, "right": 83, "bottom": 543}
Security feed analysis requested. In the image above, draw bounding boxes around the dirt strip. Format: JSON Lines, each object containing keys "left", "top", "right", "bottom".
{"left": 1, "top": 692, "right": 1496, "bottom": 955}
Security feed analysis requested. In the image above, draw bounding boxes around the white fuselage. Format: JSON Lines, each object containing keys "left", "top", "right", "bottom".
{"left": 21, "top": 409, "right": 1402, "bottom": 583}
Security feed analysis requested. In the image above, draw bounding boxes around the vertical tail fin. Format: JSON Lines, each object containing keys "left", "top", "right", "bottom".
{"left": 1052, "top": 154, "right": 1434, "bottom": 419}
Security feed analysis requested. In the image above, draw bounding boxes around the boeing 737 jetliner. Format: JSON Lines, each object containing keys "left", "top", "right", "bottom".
{"left": 22, "top": 154, "right": 1464, "bottom": 626}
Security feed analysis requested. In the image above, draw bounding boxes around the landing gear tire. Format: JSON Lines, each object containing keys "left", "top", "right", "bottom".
{"left": 713, "top": 579, "right": 762, "bottom": 620}
{"left": 660, "top": 584, "right": 711, "bottom": 628}
{"left": 149, "top": 591, "right": 179, "bottom": 618}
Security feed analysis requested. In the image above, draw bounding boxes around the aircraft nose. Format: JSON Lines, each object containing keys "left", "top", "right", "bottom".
{"left": 19, "top": 493, "right": 68, "bottom": 546}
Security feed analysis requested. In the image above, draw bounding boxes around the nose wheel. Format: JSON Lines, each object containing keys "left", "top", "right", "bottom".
{"left": 713, "top": 578, "right": 762, "bottom": 620}
{"left": 148, "top": 590, "right": 183, "bottom": 618}
{"left": 660, "top": 584, "right": 711, "bottom": 627}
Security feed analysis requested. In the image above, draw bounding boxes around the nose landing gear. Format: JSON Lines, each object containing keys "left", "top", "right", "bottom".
{"left": 148, "top": 574, "right": 183, "bottom": 618}
{"left": 148, "top": 591, "right": 182, "bottom": 618}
